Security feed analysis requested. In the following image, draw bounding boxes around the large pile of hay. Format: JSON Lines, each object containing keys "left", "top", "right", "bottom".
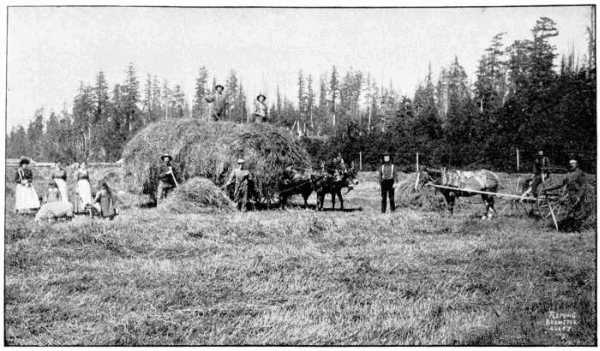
{"left": 122, "top": 119, "right": 311, "bottom": 202}
{"left": 158, "top": 177, "right": 235, "bottom": 214}
{"left": 395, "top": 172, "right": 447, "bottom": 211}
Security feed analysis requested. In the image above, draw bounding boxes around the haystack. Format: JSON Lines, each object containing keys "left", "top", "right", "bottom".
{"left": 395, "top": 172, "right": 447, "bottom": 211}
{"left": 158, "top": 177, "right": 235, "bottom": 214}
{"left": 122, "top": 119, "right": 311, "bottom": 202}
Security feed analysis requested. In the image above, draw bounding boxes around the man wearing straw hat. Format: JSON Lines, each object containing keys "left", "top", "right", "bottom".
{"left": 205, "top": 84, "right": 228, "bottom": 121}
{"left": 379, "top": 153, "right": 398, "bottom": 213}
{"left": 252, "top": 94, "right": 268, "bottom": 123}
{"left": 156, "top": 154, "right": 179, "bottom": 204}
{"left": 224, "top": 158, "right": 253, "bottom": 211}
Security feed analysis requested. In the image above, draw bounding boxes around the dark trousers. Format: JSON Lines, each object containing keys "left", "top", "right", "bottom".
{"left": 531, "top": 174, "right": 543, "bottom": 197}
{"left": 381, "top": 179, "right": 395, "bottom": 213}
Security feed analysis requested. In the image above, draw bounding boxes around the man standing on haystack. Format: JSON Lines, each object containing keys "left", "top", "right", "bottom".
{"left": 205, "top": 84, "right": 228, "bottom": 121}
{"left": 224, "top": 159, "right": 254, "bottom": 212}
{"left": 379, "top": 153, "right": 398, "bottom": 213}
{"left": 252, "top": 94, "right": 268, "bottom": 123}
{"left": 156, "top": 154, "right": 179, "bottom": 204}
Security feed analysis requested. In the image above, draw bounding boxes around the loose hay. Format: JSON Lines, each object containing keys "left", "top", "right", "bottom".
{"left": 158, "top": 177, "right": 235, "bottom": 214}
{"left": 396, "top": 172, "right": 447, "bottom": 211}
{"left": 122, "top": 119, "right": 311, "bottom": 202}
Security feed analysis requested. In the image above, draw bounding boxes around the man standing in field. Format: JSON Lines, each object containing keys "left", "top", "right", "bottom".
{"left": 379, "top": 153, "right": 397, "bottom": 213}
{"left": 543, "top": 159, "right": 588, "bottom": 231}
{"left": 224, "top": 159, "right": 254, "bottom": 212}
{"left": 530, "top": 150, "right": 550, "bottom": 197}
{"left": 156, "top": 154, "right": 178, "bottom": 204}
{"left": 204, "top": 84, "right": 228, "bottom": 121}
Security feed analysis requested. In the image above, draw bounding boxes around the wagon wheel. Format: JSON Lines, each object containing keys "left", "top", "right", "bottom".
{"left": 536, "top": 192, "right": 566, "bottom": 230}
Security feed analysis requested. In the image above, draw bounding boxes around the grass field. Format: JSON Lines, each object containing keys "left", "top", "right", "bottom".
{"left": 4, "top": 174, "right": 597, "bottom": 345}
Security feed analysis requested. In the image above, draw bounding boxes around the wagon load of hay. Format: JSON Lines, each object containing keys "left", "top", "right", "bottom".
{"left": 122, "top": 119, "right": 311, "bottom": 203}
{"left": 395, "top": 172, "right": 447, "bottom": 211}
{"left": 158, "top": 177, "right": 235, "bottom": 214}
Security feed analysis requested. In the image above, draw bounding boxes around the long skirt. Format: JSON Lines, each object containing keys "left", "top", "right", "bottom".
{"left": 15, "top": 184, "right": 40, "bottom": 212}
{"left": 77, "top": 179, "right": 93, "bottom": 206}
{"left": 54, "top": 178, "right": 69, "bottom": 202}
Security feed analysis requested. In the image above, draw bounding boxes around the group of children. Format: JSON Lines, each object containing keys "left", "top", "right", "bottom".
{"left": 13, "top": 157, "right": 117, "bottom": 222}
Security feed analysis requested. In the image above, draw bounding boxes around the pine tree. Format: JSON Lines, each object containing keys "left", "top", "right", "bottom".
{"left": 192, "top": 66, "right": 209, "bottom": 119}
{"left": 72, "top": 83, "right": 95, "bottom": 160}
{"left": 329, "top": 66, "right": 339, "bottom": 130}
{"left": 307, "top": 74, "right": 315, "bottom": 131}
{"left": 93, "top": 71, "right": 110, "bottom": 160}
{"left": 297, "top": 70, "right": 306, "bottom": 134}
{"left": 151, "top": 75, "right": 163, "bottom": 122}
{"left": 124, "top": 63, "right": 141, "bottom": 134}
{"left": 172, "top": 84, "right": 186, "bottom": 119}
{"left": 142, "top": 73, "right": 154, "bottom": 123}
{"left": 8, "top": 126, "right": 29, "bottom": 158}
{"left": 225, "top": 70, "right": 239, "bottom": 121}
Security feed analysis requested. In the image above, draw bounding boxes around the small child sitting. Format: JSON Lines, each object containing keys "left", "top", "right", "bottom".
{"left": 92, "top": 182, "right": 118, "bottom": 220}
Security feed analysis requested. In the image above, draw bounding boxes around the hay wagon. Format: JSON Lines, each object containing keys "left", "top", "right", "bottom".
{"left": 426, "top": 183, "right": 568, "bottom": 230}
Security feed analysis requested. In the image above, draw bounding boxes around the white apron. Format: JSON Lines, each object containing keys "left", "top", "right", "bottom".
{"left": 77, "top": 179, "right": 93, "bottom": 206}
{"left": 54, "top": 178, "right": 69, "bottom": 202}
{"left": 15, "top": 184, "right": 40, "bottom": 211}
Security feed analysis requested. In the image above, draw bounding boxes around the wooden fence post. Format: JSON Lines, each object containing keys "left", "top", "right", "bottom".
{"left": 516, "top": 148, "right": 520, "bottom": 172}
{"left": 359, "top": 152, "right": 363, "bottom": 171}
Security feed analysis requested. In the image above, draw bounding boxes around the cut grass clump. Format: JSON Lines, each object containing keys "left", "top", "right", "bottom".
{"left": 158, "top": 177, "right": 235, "bottom": 214}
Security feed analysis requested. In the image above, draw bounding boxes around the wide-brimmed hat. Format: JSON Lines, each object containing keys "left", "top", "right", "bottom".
{"left": 256, "top": 94, "right": 266, "bottom": 101}
{"left": 160, "top": 154, "right": 172, "bottom": 161}
{"left": 215, "top": 84, "right": 224, "bottom": 90}
{"left": 537, "top": 150, "right": 544, "bottom": 156}
{"left": 237, "top": 158, "right": 245, "bottom": 164}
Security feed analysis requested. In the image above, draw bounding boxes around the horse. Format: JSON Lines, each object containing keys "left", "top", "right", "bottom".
{"left": 278, "top": 167, "right": 315, "bottom": 209}
{"left": 417, "top": 167, "right": 500, "bottom": 218}
{"left": 313, "top": 167, "right": 359, "bottom": 211}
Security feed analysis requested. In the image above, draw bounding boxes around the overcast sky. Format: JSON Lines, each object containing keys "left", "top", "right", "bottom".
{"left": 7, "top": 5, "right": 592, "bottom": 131}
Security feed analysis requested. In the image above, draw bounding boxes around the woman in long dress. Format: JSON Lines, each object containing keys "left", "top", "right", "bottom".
{"left": 51, "top": 160, "right": 68, "bottom": 202}
{"left": 14, "top": 158, "right": 40, "bottom": 214}
{"left": 75, "top": 162, "right": 93, "bottom": 208}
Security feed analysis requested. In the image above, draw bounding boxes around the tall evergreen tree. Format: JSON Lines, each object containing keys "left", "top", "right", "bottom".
{"left": 192, "top": 66, "right": 209, "bottom": 119}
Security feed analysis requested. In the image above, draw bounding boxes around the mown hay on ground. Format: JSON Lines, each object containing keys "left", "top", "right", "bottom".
{"left": 395, "top": 172, "right": 447, "bottom": 211}
{"left": 158, "top": 177, "right": 235, "bottom": 214}
{"left": 122, "top": 119, "right": 311, "bottom": 202}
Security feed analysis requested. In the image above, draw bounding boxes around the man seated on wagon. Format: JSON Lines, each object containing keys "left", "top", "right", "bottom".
{"left": 542, "top": 159, "right": 588, "bottom": 232}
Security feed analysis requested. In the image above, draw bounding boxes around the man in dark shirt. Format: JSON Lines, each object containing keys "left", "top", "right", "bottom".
{"left": 543, "top": 159, "right": 588, "bottom": 231}
{"left": 531, "top": 150, "right": 550, "bottom": 197}
{"left": 156, "top": 154, "right": 178, "bottom": 204}
{"left": 379, "top": 153, "right": 398, "bottom": 213}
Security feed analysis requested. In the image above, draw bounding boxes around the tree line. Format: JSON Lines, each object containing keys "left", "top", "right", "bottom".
{"left": 6, "top": 16, "right": 596, "bottom": 172}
